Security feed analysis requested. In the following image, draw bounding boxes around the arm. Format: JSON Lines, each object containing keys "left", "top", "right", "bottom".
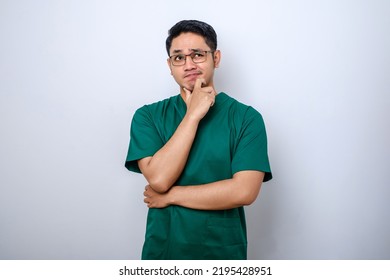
{"left": 143, "top": 170, "right": 265, "bottom": 210}
{"left": 138, "top": 115, "right": 198, "bottom": 193}
{"left": 138, "top": 78, "right": 216, "bottom": 193}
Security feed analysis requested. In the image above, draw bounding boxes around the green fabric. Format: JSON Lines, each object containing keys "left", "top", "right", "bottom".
{"left": 125, "top": 92, "right": 272, "bottom": 260}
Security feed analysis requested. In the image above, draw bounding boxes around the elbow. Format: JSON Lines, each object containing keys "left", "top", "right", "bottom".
{"left": 235, "top": 187, "right": 261, "bottom": 206}
{"left": 138, "top": 157, "right": 172, "bottom": 193}
{"left": 239, "top": 194, "right": 257, "bottom": 206}
{"left": 231, "top": 171, "right": 263, "bottom": 207}
{"left": 148, "top": 177, "right": 172, "bottom": 193}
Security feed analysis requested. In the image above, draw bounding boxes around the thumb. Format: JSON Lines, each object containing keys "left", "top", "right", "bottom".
{"left": 183, "top": 87, "right": 192, "bottom": 99}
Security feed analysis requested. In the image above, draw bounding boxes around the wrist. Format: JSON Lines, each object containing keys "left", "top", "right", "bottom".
{"left": 183, "top": 113, "right": 201, "bottom": 126}
{"left": 168, "top": 186, "right": 180, "bottom": 206}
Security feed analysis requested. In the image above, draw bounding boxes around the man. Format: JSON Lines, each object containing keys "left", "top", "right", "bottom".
{"left": 125, "top": 20, "right": 272, "bottom": 260}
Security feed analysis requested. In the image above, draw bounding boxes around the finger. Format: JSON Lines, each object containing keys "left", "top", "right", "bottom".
{"left": 200, "top": 86, "right": 214, "bottom": 94}
{"left": 194, "top": 78, "right": 205, "bottom": 90}
{"left": 183, "top": 87, "right": 192, "bottom": 98}
{"left": 211, "top": 92, "right": 216, "bottom": 106}
{"left": 210, "top": 96, "right": 216, "bottom": 106}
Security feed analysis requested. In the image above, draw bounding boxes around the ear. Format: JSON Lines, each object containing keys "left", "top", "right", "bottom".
{"left": 167, "top": 58, "right": 173, "bottom": 75}
{"left": 213, "top": 50, "right": 221, "bottom": 68}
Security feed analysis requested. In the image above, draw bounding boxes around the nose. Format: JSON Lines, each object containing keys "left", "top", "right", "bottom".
{"left": 183, "top": 56, "right": 197, "bottom": 71}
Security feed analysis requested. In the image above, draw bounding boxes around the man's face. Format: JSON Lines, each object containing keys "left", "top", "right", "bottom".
{"left": 167, "top": 32, "right": 220, "bottom": 92}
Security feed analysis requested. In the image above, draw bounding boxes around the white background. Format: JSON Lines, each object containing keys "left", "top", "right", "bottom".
{"left": 1, "top": 0, "right": 389, "bottom": 259}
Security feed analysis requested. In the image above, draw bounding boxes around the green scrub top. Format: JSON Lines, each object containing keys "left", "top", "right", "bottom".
{"left": 125, "top": 92, "right": 272, "bottom": 260}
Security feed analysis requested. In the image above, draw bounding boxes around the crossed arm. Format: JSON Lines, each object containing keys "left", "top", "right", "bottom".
{"left": 143, "top": 170, "right": 264, "bottom": 210}
{"left": 138, "top": 79, "right": 264, "bottom": 211}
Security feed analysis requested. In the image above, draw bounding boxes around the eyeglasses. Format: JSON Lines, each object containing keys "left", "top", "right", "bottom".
{"left": 169, "top": 50, "right": 214, "bottom": 66}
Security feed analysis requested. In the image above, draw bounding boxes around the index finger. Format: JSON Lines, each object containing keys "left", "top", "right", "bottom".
{"left": 194, "top": 78, "right": 206, "bottom": 89}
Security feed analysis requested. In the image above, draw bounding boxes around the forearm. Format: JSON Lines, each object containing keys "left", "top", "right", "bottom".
{"left": 139, "top": 114, "right": 199, "bottom": 193}
{"left": 170, "top": 180, "right": 247, "bottom": 210}
{"left": 139, "top": 80, "right": 216, "bottom": 193}
{"left": 145, "top": 171, "right": 264, "bottom": 210}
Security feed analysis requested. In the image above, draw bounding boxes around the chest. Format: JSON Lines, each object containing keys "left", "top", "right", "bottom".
{"left": 159, "top": 108, "right": 240, "bottom": 184}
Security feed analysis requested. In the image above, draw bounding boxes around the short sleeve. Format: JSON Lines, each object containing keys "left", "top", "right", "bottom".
{"left": 231, "top": 107, "right": 272, "bottom": 182}
{"left": 125, "top": 106, "right": 164, "bottom": 173}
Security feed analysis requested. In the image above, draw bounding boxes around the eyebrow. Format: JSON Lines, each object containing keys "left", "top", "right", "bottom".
{"left": 171, "top": 48, "right": 205, "bottom": 54}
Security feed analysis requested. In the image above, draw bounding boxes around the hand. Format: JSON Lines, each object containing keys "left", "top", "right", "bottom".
{"left": 143, "top": 185, "right": 170, "bottom": 208}
{"left": 183, "top": 78, "right": 216, "bottom": 121}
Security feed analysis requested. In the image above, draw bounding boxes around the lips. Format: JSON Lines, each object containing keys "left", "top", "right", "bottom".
{"left": 184, "top": 71, "right": 202, "bottom": 79}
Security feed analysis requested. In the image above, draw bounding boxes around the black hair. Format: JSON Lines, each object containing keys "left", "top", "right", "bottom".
{"left": 165, "top": 20, "right": 217, "bottom": 55}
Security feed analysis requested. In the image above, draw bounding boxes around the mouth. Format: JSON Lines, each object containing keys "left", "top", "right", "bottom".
{"left": 184, "top": 72, "right": 202, "bottom": 79}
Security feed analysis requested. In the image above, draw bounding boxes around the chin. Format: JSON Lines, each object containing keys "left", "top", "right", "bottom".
{"left": 182, "top": 82, "right": 195, "bottom": 91}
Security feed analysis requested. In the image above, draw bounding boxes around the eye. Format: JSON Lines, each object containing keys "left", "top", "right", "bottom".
{"left": 174, "top": 54, "right": 185, "bottom": 61}
{"left": 193, "top": 52, "right": 205, "bottom": 58}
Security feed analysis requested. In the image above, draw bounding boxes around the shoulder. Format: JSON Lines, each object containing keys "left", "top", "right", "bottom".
{"left": 221, "top": 93, "right": 264, "bottom": 121}
{"left": 133, "top": 95, "right": 179, "bottom": 119}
